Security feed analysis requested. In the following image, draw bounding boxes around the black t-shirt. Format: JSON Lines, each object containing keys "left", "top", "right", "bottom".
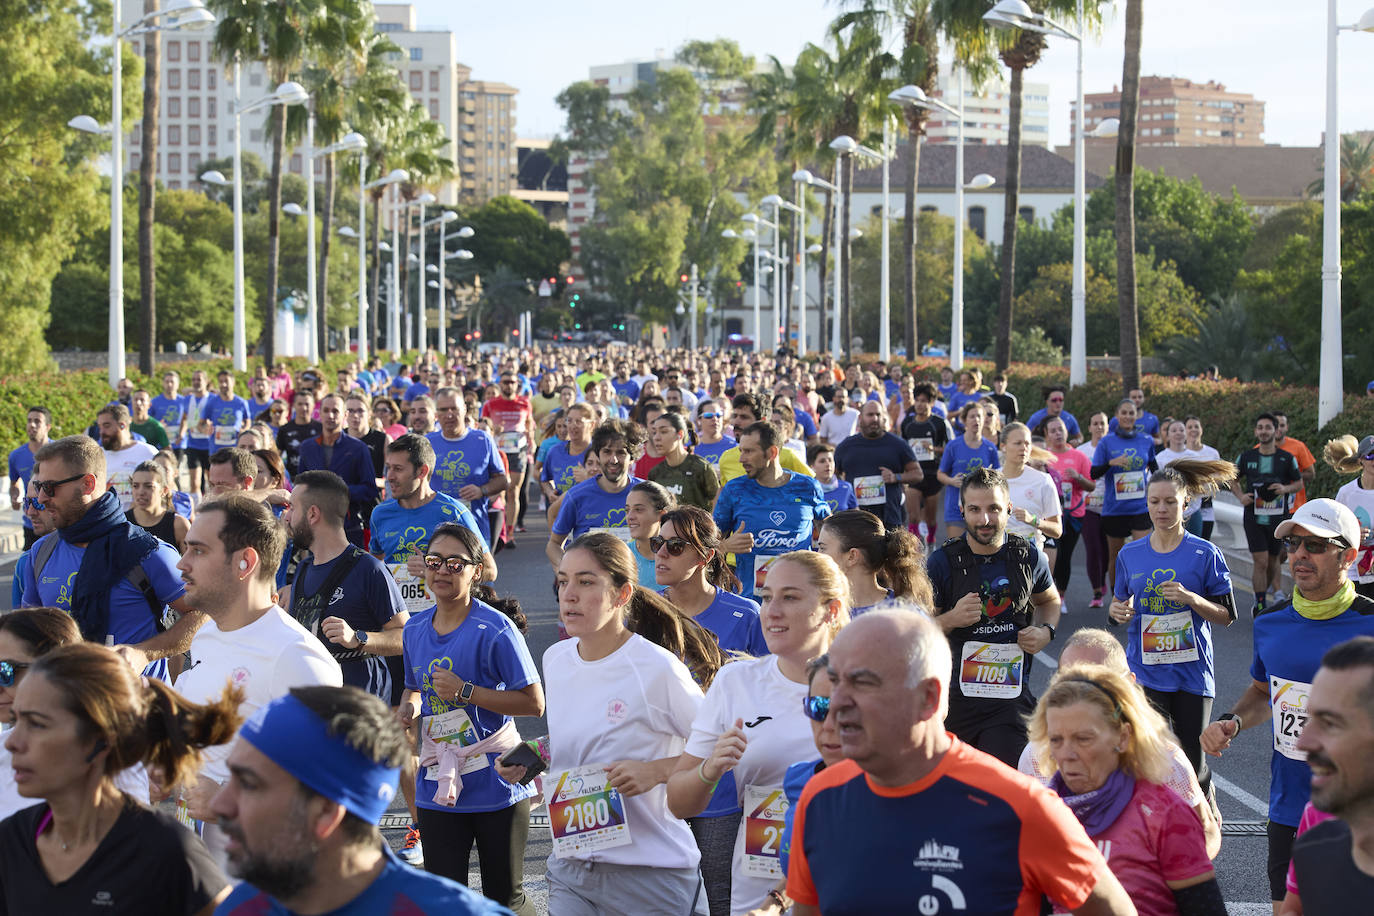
{"left": 900, "top": 413, "right": 954, "bottom": 473}
{"left": 0, "top": 801, "right": 226, "bottom": 915}
{"left": 1291, "top": 817, "right": 1374, "bottom": 915}
{"left": 1234, "top": 446, "right": 1302, "bottom": 527}
{"left": 277, "top": 420, "right": 322, "bottom": 475}
{"left": 991, "top": 392, "right": 1018, "bottom": 426}
{"left": 814, "top": 383, "right": 836, "bottom": 404}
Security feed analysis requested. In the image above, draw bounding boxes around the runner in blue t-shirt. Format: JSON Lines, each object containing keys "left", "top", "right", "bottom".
{"left": 935, "top": 402, "right": 1001, "bottom": 534}
{"left": 1109, "top": 460, "right": 1238, "bottom": 792}
{"left": 548, "top": 420, "right": 645, "bottom": 560}
{"left": 8, "top": 407, "right": 50, "bottom": 550}
{"left": 427, "top": 391, "right": 507, "bottom": 546}
{"left": 150, "top": 371, "right": 189, "bottom": 452}
{"left": 200, "top": 371, "right": 254, "bottom": 455}
{"left": 712, "top": 422, "right": 830, "bottom": 599}
{"left": 1092, "top": 399, "right": 1158, "bottom": 590}
{"left": 1025, "top": 386, "right": 1081, "bottom": 442}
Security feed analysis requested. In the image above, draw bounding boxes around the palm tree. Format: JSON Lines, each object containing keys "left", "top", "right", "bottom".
{"left": 207, "top": 0, "right": 332, "bottom": 368}
{"left": 1306, "top": 133, "right": 1374, "bottom": 203}
{"left": 136, "top": 0, "right": 161, "bottom": 375}
{"left": 1115, "top": 0, "right": 1143, "bottom": 390}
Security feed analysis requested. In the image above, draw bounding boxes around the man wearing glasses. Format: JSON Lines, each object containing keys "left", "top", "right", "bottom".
{"left": 1202, "top": 498, "right": 1374, "bottom": 913}
{"left": 692, "top": 399, "right": 736, "bottom": 469}
{"left": 19, "top": 436, "right": 201, "bottom": 680}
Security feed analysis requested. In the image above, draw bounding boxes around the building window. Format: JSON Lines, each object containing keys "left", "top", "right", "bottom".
{"left": 187, "top": 40, "right": 200, "bottom": 62}
{"left": 188, "top": 97, "right": 200, "bottom": 117}
{"left": 169, "top": 97, "right": 181, "bottom": 117}
{"left": 208, "top": 98, "right": 216, "bottom": 118}
{"left": 130, "top": 152, "right": 140, "bottom": 170}
{"left": 132, "top": 127, "right": 140, "bottom": 146}
{"left": 290, "top": 153, "right": 302, "bottom": 173}
{"left": 188, "top": 68, "right": 200, "bottom": 90}
{"left": 169, "top": 180, "right": 181, "bottom": 190}
{"left": 167, "top": 69, "right": 180, "bottom": 89}
{"left": 428, "top": 99, "right": 438, "bottom": 119}
{"left": 250, "top": 71, "right": 263, "bottom": 87}
{"left": 410, "top": 71, "right": 422, "bottom": 91}
{"left": 188, "top": 124, "right": 201, "bottom": 145}
{"left": 208, "top": 69, "right": 216, "bottom": 90}
{"left": 169, "top": 152, "right": 181, "bottom": 173}
{"left": 168, "top": 125, "right": 181, "bottom": 145}
{"left": 968, "top": 205, "right": 986, "bottom": 240}
{"left": 189, "top": 152, "right": 201, "bottom": 172}
{"left": 430, "top": 70, "right": 439, "bottom": 92}
{"left": 167, "top": 40, "right": 180, "bottom": 62}
{"left": 208, "top": 125, "right": 216, "bottom": 146}
{"left": 409, "top": 47, "right": 422, "bottom": 60}
{"left": 250, "top": 128, "right": 263, "bottom": 143}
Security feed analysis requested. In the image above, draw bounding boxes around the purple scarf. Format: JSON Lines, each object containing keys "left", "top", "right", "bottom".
{"left": 1050, "top": 767, "right": 1136, "bottom": 836}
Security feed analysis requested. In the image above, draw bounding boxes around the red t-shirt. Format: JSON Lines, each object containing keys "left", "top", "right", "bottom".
{"left": 480, "top": 396, "right": 532, "bottom": 452}
{"left": 1054, "top": 780, "right": 1212, "bottom": 915}
{"left": 634, "top": 453, "right": 665, "bottom": 480}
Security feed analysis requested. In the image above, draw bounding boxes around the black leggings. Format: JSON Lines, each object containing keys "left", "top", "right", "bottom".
{"left": 416, "top": 798, "right": 535, "bottom": 916}
{"left": 1143, "top": 687, "right": 1213, "bottom": 793}
{"left": 1052, "top": 515, "right": 1083, "bottom": 594}
{"left": 516, "top": 463, "right": 531, "bottom": 527}
{"left": 954, "top": 720, "right": 1027, "bottom": 769}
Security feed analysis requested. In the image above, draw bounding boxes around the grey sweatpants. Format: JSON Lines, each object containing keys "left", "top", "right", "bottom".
{"left": 546, "top": 855, "right": 701, "bottom": 916}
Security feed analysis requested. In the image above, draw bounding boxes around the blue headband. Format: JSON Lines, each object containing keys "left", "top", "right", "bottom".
{"left": 239, "top": 694, "right": 399, "bottom": 825}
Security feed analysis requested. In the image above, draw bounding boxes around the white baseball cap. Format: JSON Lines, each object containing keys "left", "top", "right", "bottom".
{"left": 1275, "top": 497, "right": 1360, "bottom": 549}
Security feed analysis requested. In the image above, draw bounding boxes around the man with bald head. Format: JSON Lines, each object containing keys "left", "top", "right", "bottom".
{"left": 784, "top": 609, "right": 1133, "bottom": 916}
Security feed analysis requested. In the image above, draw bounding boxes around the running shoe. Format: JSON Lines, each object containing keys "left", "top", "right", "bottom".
{"left": 516, "top": 525, "right": 527, "bottom": 533}
{"left": 1252, "top": 598, "right": 1265, "bottom": 620}
{"left": 399, "top": 824, "right": 423, "bottom": 866}
{"left": 1088, "top": 594, "right": 1103, "bottom": 609}
{"left": 1270, "top": 589, "right": 1288, "bottom": 605}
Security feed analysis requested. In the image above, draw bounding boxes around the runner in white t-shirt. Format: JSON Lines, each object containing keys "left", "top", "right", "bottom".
{"left": 1000, "top": 423, "right": 1062, "bottom": 552}
{"left": 1326, "top": 433, "right": 1374, "bottom": 599}
{"left": 1156, "top": 419, "right": 1206, "bottom": 535}
{"left": 97, "top": 404, "right": 159, "bottom": 511}
{"left": 666, "top": 551, "right": 849, "bottom": 914}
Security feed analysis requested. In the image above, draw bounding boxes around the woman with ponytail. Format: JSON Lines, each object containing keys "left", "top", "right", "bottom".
{"left": 0, "top": 638, "right": 237, "bottom": 913}
{"left": 506, "top": 533, "right": 720, "bottom": 914}
{"left": 667, "top": 551, "right": 849, "bottom": 915}
{"left": 817, "top": 509, "right": 933, "bottom": 615}
{"left": 1107, "top": 458, "right": 1238, "bottom": 789}
{"left": 1325, "top": 433, "right": 1374, "bottom": 598}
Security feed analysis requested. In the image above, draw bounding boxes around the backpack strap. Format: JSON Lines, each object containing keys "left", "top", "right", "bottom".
{"left": 30, "top": 535, "right": 59, "bottom": 583}
{"left": 288, "top": 547, "right": 368, "bottom": 638}
{"left": 33, "top": 535, "right": 169, "bottom": 632}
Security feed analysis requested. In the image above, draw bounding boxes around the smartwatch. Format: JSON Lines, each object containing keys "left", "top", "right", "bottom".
{"left": 1039, "top": 623, "right": 1056, "bottom": 641}
{"left": 355, "top": 630, "right": 369, "bottom": 649}
{"left": 458, "top": 681, "right": 476, "bottom": 705}
{"left": 1217, "top": 712, "right": 1242, "bottom": 730}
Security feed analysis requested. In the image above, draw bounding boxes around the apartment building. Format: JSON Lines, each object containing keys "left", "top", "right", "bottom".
{"left": 922, "top": 63, "right": 1052, "bottom": 149}
{"left": 1077, "top": 76, "right": 1264, "bottom": 147}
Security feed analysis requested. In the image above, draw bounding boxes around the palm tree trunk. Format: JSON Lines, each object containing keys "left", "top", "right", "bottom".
{"left": 262, "top": 102, "right": 287, "bottom": 369}
{"left": 369, "top": 193, "right": 381, "bottom": 353}
{"left": 318, "top": 154, "right": 336, "bottom": 361}
{"left": 1116, "top": 0, "right": 1143, "bottom": 391}
{"left": 994, "top": 65, "right": 1025, "bottom": 371}
{"left": 136, "top": 1, "right": 160, "bottom": 375}
{"left": 841, "top": 155, "right": 854, "bottom": 359}
{"left": 817, "top": 185, "right": 833, "bottom": 357}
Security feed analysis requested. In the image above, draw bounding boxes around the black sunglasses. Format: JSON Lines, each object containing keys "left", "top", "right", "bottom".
{"left": 32, "top": 474, "right": 85, "bottom": 498}
{"left": 423, "top": 554, "right": 479, "bottom": 572}
{"left": 649, "top": 536, "right": 699, "bottom": 558}
{"left": 1281, "top": 535, "right": 1347, "bottom": 555}
{"left": 802, "top": 695, "right": 831, "bottom": 723}
{"left": 0, "top": 660, "right": 30, "bottom": 688}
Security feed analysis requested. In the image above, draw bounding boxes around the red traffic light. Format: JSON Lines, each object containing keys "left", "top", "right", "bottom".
{"left": 680, "top": 274, "right": 689, "bottom": 283}
{"left": 464, "top": 333, "right": 472, "bottom": 341}
{"left": 565, "top": 277, "right": 574, "bottom": 284}
{"left": 548, "top": 277, "right": 557, "bottom": 284}
{"left": 474, "top": 331, "right": 482, "bottom": 339}
{"left": 512, "top": 329, "right": 520, "bottom": 337}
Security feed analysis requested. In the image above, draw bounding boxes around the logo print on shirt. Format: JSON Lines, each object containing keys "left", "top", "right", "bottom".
{"left": 980, "top": 574, "right": 1013, "bottom": 617}
{"left": 606, "top": 698, "right": 628, "bottom": 723}
{"left": 914, "top": 839, "right": 963, "bottom": 872}
{"left": 769, "top": 510, "right": 786, "bottom": 526}
{"left": 230, "top": 666, "right": 251, "bottom": 687}
{"left": 329, "top": 587, "right": 345, "bottom": 606}
{"left": 744, "top": 716, "right": 772, "bottom": 728}
{"left": 91, "top": 890, "right": 114, "bottom": 907}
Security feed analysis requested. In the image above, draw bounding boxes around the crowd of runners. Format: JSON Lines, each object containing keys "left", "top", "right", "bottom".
{"left": 3, "top": 342, "right": 1374, "bottom": 915}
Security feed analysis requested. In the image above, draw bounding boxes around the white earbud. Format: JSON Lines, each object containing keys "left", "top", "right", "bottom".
{"left": 239, "top": 559, "right": 248, "bottom": 570}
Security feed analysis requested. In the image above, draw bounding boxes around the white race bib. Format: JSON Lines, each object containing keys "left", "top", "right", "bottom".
{"left": 547, "top": 765, "right": 632, "bottom": 858}
{"left": 1254, "top": 494, "right": 1284, "bottom": 518}
{"left": 422, "top": 707, "right": 490, "bottom": 781}
{"left": 908, "top": 437, "right": 934, "bottom": 462}
{"left": 1140, "top": 611, "right": 1200, "bottom": 665}
{"left": 497, "top": 431, "right": 525, "bottom": 452}
{"left": 1114, "top": 470, "right": 1145, "bottom": 499}
{"left": 389, "top": 563, "right": 433, "bottom": 614}
{"left": 741, "top": 785, "right": 788, "bottom": 879}
{"left": 754, "top": 554, "right": 782, "bottom": 592}
{"left": 958, "top": 641, "right": 1025, "bottom": 699}
{"left": 214, "top": 425, "right": 238, "bottom": 446}
{"left": 1271, "top": 677, "right": 1311, "bottom": 761}
{"left": 588, "top": 526, "right": 633, "bottom": 543}
{"left": 1086, "top": 481, "right": 1105, "bottom": 512}
{"left": 853, "top": 474, "right": 885, "bottom": 506}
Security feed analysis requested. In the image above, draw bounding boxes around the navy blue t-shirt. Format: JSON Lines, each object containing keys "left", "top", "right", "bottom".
{"left": 834, "top": 433, "right": 918, "bottom": 529}
{"left": 293, "top": 549, "right": 405, "bottom": 697}
{"left": 1092, "top": 430, "right": 1156, "bottom": 517}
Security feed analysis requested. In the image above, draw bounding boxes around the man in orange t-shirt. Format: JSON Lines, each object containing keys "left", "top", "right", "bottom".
{"left": 784, "top": 611, "right": 1134, "bottom": 916}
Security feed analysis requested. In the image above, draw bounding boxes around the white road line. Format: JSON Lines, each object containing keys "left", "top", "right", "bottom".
{"left": 1226, "top": 904, "right": 1273, "bottom": 915}
{"left": 1212, "top": 772, "right": 1270, "bottom": 818}
{"left": 1037, "top": 649, "right": 1058, "bottom": 670}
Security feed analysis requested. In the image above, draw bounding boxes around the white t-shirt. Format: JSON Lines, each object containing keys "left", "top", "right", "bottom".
{"left": 817, "top": 408, "right": 859, "bottom": 443}
{"left": 1004, "top": 465, "right": 1060, "bottom": 550}
{"left": 685, "top": 656, "right": 815, "bottom": 914}
{"left": 104, "top": 442, "right": 160, "bottom": 511}
{"left": 1189, "top": 444, "right": 1221, "bottom": 520}
{"left": 0, "top": 742, "right": 149, "bottom": 821}
{"left": 1337, "top": 477, "right": 1374, "bottom": 584}
{"left": 174, "top": 606, "right": 341, "bottom": 786}
{"left": 1155, "top": 447, "right": 1203, "bottom": 518}
{"left": 1077, "top": 441, "right": 1106, "bottom": 513}
{"left": 542, "top": 634, "right": 703, "bottom": 869}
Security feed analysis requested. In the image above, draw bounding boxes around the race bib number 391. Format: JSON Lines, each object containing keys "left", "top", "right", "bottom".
{"left": 547, "top": 765, "right": 631, "bottom": 858}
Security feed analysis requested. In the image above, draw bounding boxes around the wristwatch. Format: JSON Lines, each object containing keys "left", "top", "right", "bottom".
{"left": 457, "top": 681, "right": 476, "bottom": 705}
{"left": 354, "top": 630, "right": 369, "bottom": 649}
{"left": 1217, "top": 712, "right": 1242, "bottom": 730}
{"left": 1039, "top": 623, "right": 1056, "bottom": 641}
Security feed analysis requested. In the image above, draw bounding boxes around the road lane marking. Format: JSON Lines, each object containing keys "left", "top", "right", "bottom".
{"left": 1212, "top": 772, "right": 1270, "bottom": 817}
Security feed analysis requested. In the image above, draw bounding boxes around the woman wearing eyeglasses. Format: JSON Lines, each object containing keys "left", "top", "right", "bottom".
{"left": 1325, "top": 433, "right": 1374, "bottom": 599}
{"left": 398, "top": 522, "right": 544, "bottom": 915}
{"left": 1028, "top": 665, "right": 1225, "bottom": 916}
{"left": 667, "top": 551, "right": 849, "bottom": 915}
{"left": 1108, "top": 460, "right": 1237, "bottom": 790}
{"left": 627, "top": 481, "right": 676, "bottom": 587}
{"left": 371, "top": 397, "right": 407, "bottom": 441}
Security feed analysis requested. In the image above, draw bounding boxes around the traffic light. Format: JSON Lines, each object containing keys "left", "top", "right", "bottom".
{"left": 565, "top": 277, "right": 574, "bottom": 285}
{"left": 680, "top": 273, "right": 690, "bottom": 283}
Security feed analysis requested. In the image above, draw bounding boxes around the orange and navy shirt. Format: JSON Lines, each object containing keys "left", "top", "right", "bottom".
{"left": 786, "top": 736, "right": 1107, "bottom": 915}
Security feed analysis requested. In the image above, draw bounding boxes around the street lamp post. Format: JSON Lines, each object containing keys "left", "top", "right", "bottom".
{"left": 358, "top": 167, "right": 407, "bottom": 357}
{"left": 434, "top": 216, "right": 471, "bottom": 356}
{"left": 760, "top": 195, "right": 802, "bottom": 352}
{"left": 829, "top": 137, "right": 883, "bottom": 360}
{"left": 69, "top": 0, "right": 212, "bottom": 387}
{"left": 793, "top": 170, "right": 838, "bottom": 357}
{"left": 412, "top": 192, "right": 436, "bottom": 353}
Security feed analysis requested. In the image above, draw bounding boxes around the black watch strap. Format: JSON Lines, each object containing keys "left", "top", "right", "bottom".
{"left": 1040, "top": 623, "right": 1056, "bottom": 641}
{"left": 1217, "top": 712, "right": 1242, "bottom": 729}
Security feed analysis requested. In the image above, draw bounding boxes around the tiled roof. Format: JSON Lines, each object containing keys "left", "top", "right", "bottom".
{"left": 850, "top": 142, "right": 1107, "bottom": 192}
{"left": 1082, "top": 144, "right": 1320, "bottom": 203}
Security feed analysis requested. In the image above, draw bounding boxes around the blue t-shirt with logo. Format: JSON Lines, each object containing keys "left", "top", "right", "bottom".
{"left": 819, "top": 477, "right": 857, "bottom": 514}
{"left": 1251, "top": 599, "right": 1374, "bottom": 826}
{"left": 1026, "top": 407, "right": 1081, "bottom": 440}
{"left": 1093, "top": 431, "right": 1156, "bottom": 517}
{"left": 21, "top": 535, "right": 184, "bottom": 680}
{"left": 713, "top": 472, "right": 831, "bottom": 599}
{"left": 937, "top": 437, "right": 1001, "bottom": 522}
{"left": 427, "top": 429, "right": 505, "bottom": 545}
{"left": 201, "top": 394, "right": 253, "bottom": 454}
{"left": 693, "top": 436, "right": 737, "bottom": 470}
{"left": 551, "top": 476, "right": 644, "bottom": 541}
{"left": 611, "top": 377, "right": 641, "bottom": 404}
{"left": 184, "top": 392, "right": 213, "bottom": 450}
{"left": 8, "top": 444, "right": 36, "bottom": 532}
{"left": 370, "top": 493, "right": 485, "bottom": 563}
{"left": 1110, "top": 410, "right": 1161, "bottom": 440}
{"left": 1115, "top": 533, "right": 1231, "bottom": 697}
{"left": 402, "top": 600, "right": 540, "bottom": 814}
{"left": 150, "top": 394, "right": 189, "bottom": 448}
{"left": 539, "top": 440, "right": 589, "bottom": 495}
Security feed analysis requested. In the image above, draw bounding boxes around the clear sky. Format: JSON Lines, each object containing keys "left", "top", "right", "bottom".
{"left": 409, "top": 0, "right": 1374, "bottom": 150}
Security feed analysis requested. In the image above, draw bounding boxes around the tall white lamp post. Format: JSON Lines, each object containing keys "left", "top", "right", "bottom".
{"left": 793, "top": 170, "right": 839, "bottom": 358}
{"left": 760, "top": 195, "right": 802, "bottom": 351}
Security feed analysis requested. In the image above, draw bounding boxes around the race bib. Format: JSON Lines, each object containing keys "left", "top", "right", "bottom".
{"left": 1086, "top": 482, "right": 1105, "bottom": 512}
{"left": 1114, "top": 470, "right": 1145, "bottom": 499}
{"left": 754, "top": 554, "right": 781, "bottom": 592}
{"left": 1254, "top": 493, "right": 1283, "bottom": 518}
{"left": 742, "top": 785, "right": 788, "bottom": 879}
{"left": 1140, "top": 611, "right": 1200, "bottom": 665}
{"left": 1271, "top": 677, "right": 1311, "bottom": 761}
{"left": 174, "top": 795, "right": 205, "bottom": 837}
{"left": 547, "top": 765, "right": 631, "bottom": 858}
{"left": 908, "top": 437, "right": 934, "bottom": 462}
{"left": 161, "top": 420, "right": 180, "bottom": 441}
{"left": 1061, "top": 480, "right": 1074, "bottom": 505}
{"left": 422, "top": 707, "right": 490, "bottom": 781}
{"left": 389, "top": 563, "right": 433, "bottom": 614}
{"left": 498, "top": 431, "right": 525, "bottom": 452}
{"left": 853, "top": 475, "right": 885, "bottom": 506}
{"left": 959, "top": 641, "right": 1025, "bottom": 699}
{"left": 588, "top": 526, "right": 633, "bottom": 543}
{"left": 214, "top": 425, "right": 238, "bottom": 446}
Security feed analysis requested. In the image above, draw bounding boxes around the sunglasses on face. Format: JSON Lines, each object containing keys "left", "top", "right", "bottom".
{"left": 699, "top": 412, "right": 720, "bottom": 420}
{"left": 649, "top": 536, "right": 698, "bottom": 557}
{"left": 0, "top": 660, "right": 30, "bottom": 688}
{"left": 1363, "top": 451, "right": 1374, "bottom": 461}
{"left": 1281, "top": 535, "right": 1347, "bottom": 555}
{"left": 423, "top": 554, "right": 478, "bottom": 572}
{"left": 31, "top": 474, "right": 85, "bottom": 498}
{"left": 21, "top": 496, "right": 45, "bottom": 512}
{"left": 802, "top": 694, "right": 831, "bottom": 722}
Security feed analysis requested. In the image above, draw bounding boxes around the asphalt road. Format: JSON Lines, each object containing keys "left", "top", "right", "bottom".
{"left": 1, "top": 503, "right": 1277, "bottom": 914}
